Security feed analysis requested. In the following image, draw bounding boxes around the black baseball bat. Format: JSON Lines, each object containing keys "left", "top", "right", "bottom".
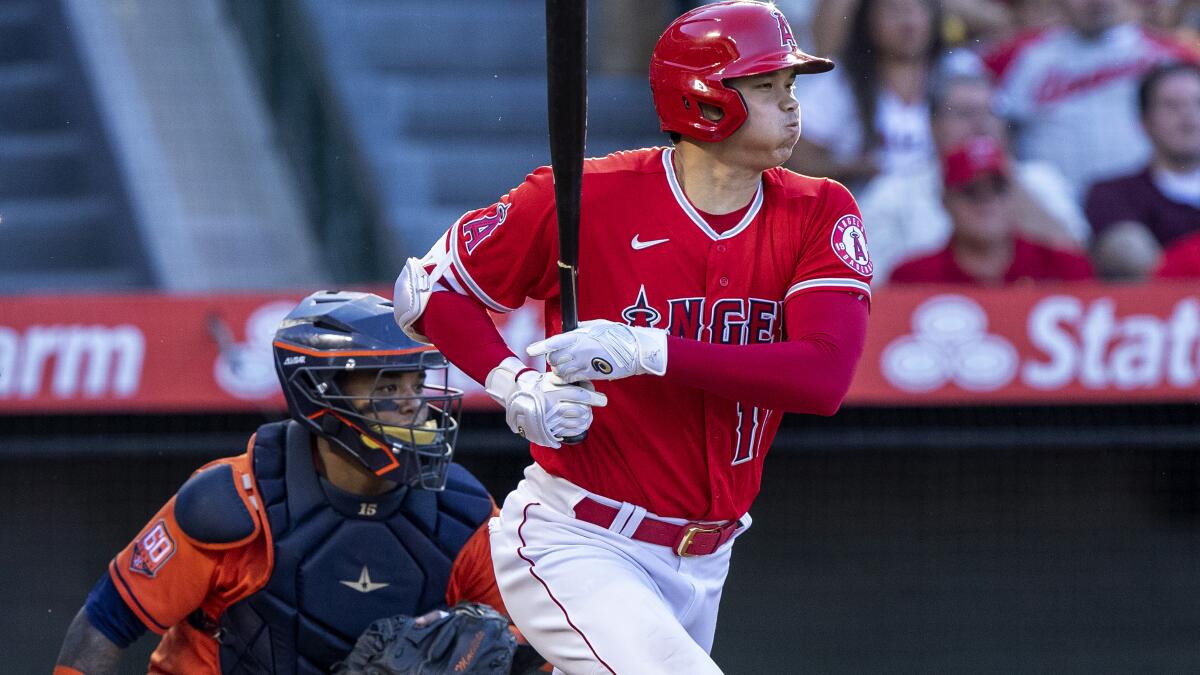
{"left": 545, "top": 0, "right": 587, "bottom": 443}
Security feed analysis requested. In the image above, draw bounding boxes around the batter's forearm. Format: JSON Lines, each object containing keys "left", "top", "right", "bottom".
{"left": 417, "top": 290, "right": 518, "bottom": 385}
{"left": 665, "top": 336, "right": 855, "bottom": 414}
{"left": 663, "top": 291, "right": 868, "bottom": 414}
{"left": 56, "top": 607, "right": 124, "bottom": 675}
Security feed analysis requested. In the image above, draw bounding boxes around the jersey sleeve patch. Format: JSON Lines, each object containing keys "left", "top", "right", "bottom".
{"left": 174, "top": 463, "right": 259, "bottom": 546}
{"left": 830, "top": 214, "right": 873, "bottom": 277}
{"left": 448, "top": 215, "right": 519, "bottom": 313}
{"left": 128, "top": 520, "right": 176, "bottom": 578}
{"left": 460, "top": 202, "right": 511, "bottom": 256}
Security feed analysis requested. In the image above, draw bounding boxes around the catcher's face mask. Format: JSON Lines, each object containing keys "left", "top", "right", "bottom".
{"left": 301, "top": 364, "right": 462, "bottom": 490}
{"left": 272, "top": 290, "right": 463, "bottom": 491}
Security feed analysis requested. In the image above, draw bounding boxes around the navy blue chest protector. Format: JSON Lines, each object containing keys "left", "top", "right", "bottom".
{"left": 216, "top": 421, "right": 494, "bottom": 675}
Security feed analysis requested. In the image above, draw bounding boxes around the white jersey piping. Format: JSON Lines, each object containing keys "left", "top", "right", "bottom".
{"left": 661, "top": 148, "right": 763, "bottom": 241}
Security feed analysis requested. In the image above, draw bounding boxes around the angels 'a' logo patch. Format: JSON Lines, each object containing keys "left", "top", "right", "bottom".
{"left": 831, "top": 214, "right": 873, "bottom": 276}
{"left": 129, "top": 520, "right": 176, "bottom": 578}
{"left": 461, "top": 202, "right": 510, "bottom": 256}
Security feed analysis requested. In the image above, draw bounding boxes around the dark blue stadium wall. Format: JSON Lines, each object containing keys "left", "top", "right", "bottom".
{"left": 10, "top": 409, "right": 1200, "bottom": 674}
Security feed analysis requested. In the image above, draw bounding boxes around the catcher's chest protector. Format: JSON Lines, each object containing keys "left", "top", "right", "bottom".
{"left": 217, "top": 421, "right": 494, "bottom": 674}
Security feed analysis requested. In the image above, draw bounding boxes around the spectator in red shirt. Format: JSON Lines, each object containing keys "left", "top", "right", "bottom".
{"left": 891, "top": 138, "right": 1095, "bottom": 284}
{"left": 1157, "top": 229, "right": 1200, "bottom": 277}
{"left": 1086, "top": 62, "right": 1200, "bottom": 279}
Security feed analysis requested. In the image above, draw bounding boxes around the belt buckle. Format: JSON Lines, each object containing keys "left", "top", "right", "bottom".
{"left": 675, "top": 524, "right": 722, "bottom": 557}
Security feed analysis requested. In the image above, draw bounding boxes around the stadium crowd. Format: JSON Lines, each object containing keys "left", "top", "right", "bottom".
{"left": 673, "top": 0, "right": 1200, "bottom": 283}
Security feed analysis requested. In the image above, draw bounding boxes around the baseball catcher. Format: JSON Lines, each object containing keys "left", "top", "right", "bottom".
{"left": 54, "top": 291, "right": 518, "bottom": 674}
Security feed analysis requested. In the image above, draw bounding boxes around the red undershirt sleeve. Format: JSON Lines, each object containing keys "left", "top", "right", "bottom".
{"left": 662, "top": 290, "right": 868, "bottom": 415}
{"left": 415, "top": 290, "right": 517, "bottom": 386}
{"left": 417, "top": 288, "right": 868, "bottom": 413}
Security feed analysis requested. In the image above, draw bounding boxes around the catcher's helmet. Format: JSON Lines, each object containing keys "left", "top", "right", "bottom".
{"left": 649, "top": 1, "right": 834, "bottom": 142}
{"left": 273, "top": 290, "right": 462, "bottom": 490}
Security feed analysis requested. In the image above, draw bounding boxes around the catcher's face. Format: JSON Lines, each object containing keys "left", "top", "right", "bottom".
{"left": 341, "top": 370, "right": 429, "bottom": 429}
{"left": 316, "top": 364, "right": 460, "bottom": 489}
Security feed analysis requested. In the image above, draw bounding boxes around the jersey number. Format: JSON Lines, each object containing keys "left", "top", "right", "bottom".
{"left": 732, "top": 404, "right": 764, "bottom": 465}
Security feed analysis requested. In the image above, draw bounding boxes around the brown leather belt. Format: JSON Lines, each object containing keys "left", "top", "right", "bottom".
{"left": 572, "top": 497, "right": 740, "bottom": 557}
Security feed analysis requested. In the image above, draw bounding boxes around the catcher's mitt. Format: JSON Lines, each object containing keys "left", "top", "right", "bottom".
{"left": 334, "top": 602, "right": 518, "bottom": 675}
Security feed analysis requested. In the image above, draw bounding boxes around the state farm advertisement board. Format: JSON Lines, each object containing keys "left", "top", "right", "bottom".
{"left": 0, "top": 291, "right": 538, "bottom": 413}
{"left": 851, "top": 282, "right": 1200, "bottom": 404}
{"left": 0, "top": 284, "right": 1196, "bottom": 414}
{"left": 0, "top": 293, "right": 301, "bottom": 412}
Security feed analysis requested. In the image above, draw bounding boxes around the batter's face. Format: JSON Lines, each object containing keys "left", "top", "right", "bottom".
{"left": 1143, "top": 70, "right": 1200, "bottom": 164}
{"left": 723, "top": 68, "right": 801, "bottom": 168}
{"left": 341, "top": 370, "right": 429, "bottom": 428}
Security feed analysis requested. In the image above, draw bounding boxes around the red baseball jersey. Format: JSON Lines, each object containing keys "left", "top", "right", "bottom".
{"left": 428, "top": 147, "right": 872, "bottom": 520}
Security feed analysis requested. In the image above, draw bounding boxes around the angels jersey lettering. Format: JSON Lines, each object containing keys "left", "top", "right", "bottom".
{"left": 428, "top": 147, "right": 871, "bottom": 520}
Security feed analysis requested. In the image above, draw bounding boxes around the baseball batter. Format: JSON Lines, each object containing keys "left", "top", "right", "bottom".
{"left": 392, "top": 2, "right": 872, "bottom": 672}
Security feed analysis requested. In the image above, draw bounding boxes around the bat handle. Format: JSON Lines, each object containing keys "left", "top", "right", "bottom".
{"left": 559, "top": 293, "right": 587, "bottom": 445}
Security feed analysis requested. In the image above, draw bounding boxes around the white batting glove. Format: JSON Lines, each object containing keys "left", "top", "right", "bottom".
{"left": 484, "top": 357, "right": 607, "bottom": 448}
{"left": 526, "top": 319, "right": 668, "bottom": 383}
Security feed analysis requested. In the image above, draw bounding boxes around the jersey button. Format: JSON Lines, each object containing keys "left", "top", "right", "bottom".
{"left": 719, "top": 276, "right": 729, "bottom": 287}
{"left": 716, "top": 243, "right": 727, "bottom": 253}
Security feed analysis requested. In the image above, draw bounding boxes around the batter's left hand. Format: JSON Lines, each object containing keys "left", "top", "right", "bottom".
{"left": 527, "top": 319, "right": 668, "bottom": 382}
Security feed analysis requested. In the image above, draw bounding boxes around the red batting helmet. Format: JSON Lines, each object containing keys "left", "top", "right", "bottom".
{"left": 649, "top": 1, "right": 834, "bottom": 142}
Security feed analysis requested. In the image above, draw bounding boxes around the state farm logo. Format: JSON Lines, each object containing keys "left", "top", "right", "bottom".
{"left": 881, "top": 295, "right": 1018, "bottom": 392}
{"left": 880, "top": 294, "right": 1200, "bottom": 395}
{"left": 212, "top": 301, "right": 295, "bottom": 400}
{"left": 0, "top": 324, "right": 144, "bottom": 398}
{"left": 1023, "top": 295, "right": 1200, "bottom": 390}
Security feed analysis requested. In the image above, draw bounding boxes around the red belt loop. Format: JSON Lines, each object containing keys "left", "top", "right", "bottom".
{"left": 571, "top": 497, "right": 740, "bottom": 557}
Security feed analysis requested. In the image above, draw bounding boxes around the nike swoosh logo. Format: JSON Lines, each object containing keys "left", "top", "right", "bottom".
{"left": 631, "top": 235, "right": 670, "bottom": 250}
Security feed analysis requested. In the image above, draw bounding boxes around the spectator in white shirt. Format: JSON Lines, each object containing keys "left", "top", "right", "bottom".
{"left": 984, "top": 0, "right": 1200, "bottom": 199}
{"left": 859, "top": 72, "right": 1088, "bottom": 282}
{"left": 789, "top": 0, "right": 946, "bottom": 189}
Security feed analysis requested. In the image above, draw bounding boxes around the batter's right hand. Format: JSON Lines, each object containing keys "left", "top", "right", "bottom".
{"left": 484, "top": 357, "right": 607, "bottom": 448}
